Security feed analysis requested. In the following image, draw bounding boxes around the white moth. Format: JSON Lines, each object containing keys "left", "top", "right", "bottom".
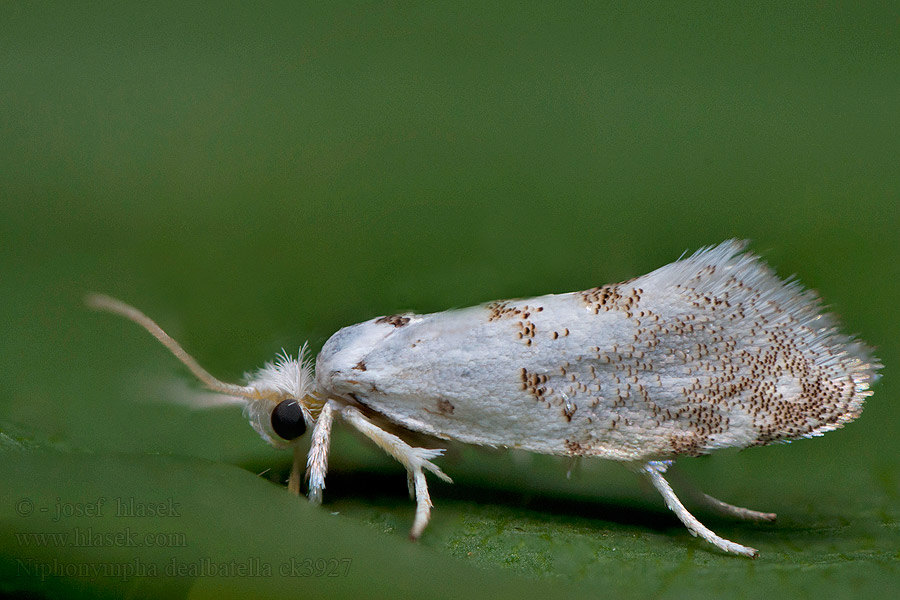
{"left": 87, "top": 240, "right": 880, "bottom": 557}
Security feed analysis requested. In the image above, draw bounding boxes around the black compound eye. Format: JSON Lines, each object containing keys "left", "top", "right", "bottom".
{"left": 271, "top": 399, "right": 307, "bottom": 441}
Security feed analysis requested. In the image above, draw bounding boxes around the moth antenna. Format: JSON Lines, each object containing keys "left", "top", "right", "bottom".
{"left": 86, "top": 293, "right": 259, "bottom": 400}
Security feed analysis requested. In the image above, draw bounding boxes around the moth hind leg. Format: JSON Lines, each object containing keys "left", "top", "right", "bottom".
{"left": 340, "top": 405, "right": 452, "bottom": 540}
{"left": 699, "top": 492, "right": 776, "bottom": 522}
{"left": 665, "top": 466, "right": 777, "bottom": 522}
{"left": 637, "top": 461, "right": 760, "bottom": 558}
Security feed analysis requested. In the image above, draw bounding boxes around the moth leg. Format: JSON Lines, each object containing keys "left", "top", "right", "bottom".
{"left": 305, "top": 400, "right": 339, "bottom": 505}
{"left": 668, "top": 469, "right": 777, "bottom": 522}
{"left": 638, "top": 461, "right": 759, "bottom": 558}
{"left": 288, "top": 444, "right": 304, "bottom": 495}
{"left": 340, "top": 405, "right": 452, "bottom": 540}
{"left": 698, "top": 492, "right": 776, "bottom": 522}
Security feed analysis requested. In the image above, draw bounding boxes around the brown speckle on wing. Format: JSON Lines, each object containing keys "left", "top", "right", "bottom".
{"left": 375, "top": 314, "right": 411, "bottom": 328}
{"left": 508, "top": 242, "right": 879, "bottom": 459}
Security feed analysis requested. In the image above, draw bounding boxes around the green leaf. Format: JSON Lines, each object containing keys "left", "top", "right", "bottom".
{"left": 0, "top": 449, "right": 552, "bottom": 600}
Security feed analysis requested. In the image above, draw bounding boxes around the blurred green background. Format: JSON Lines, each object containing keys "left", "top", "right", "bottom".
{"left": 1, "top": 2, "right": 898, "bottom": 598}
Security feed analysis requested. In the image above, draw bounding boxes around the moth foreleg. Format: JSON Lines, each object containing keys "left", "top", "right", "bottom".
{"left": 288, "top": 445, "right": 304, "bottom": 495}
{"left": 340, "top": 405, "right": 452, "bottom": 539}
{"left": 638, "top": 461, "right": 760, "bottom": 558}
{"left": 305, "top": 400, "right": 338, "bottom": 505}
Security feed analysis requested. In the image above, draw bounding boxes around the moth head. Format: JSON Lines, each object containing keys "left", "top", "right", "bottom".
{"left": 86, "top": 294, "right": 323, "bottom": 448}
{"left": 242, "top": 347, "right": 324, "bottom": 447}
